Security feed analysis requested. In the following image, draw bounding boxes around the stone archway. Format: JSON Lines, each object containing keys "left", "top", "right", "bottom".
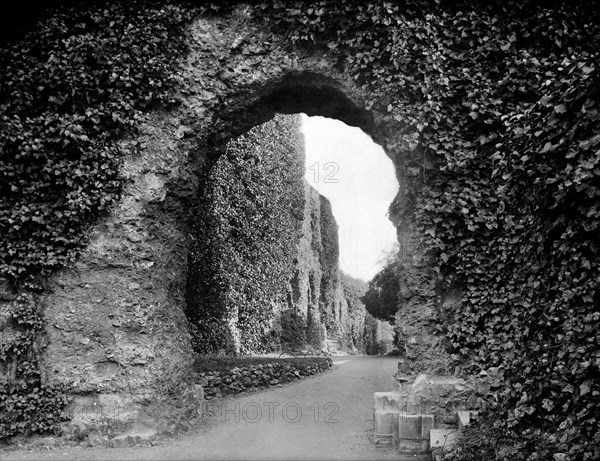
{"left": 183, "top": 81, "right": 385, "bottom": 356}
{"left": 38, "top": 9, "right": 419, "bottom": 434}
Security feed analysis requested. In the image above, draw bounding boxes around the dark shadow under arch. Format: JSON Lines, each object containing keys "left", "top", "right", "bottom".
{"left": 210, "top": 71, "right": 382, "bottom": 150}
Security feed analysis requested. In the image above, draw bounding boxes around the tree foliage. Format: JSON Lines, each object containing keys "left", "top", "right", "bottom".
{"left": 362, "top": 261, "right": 399, "bottom": 323}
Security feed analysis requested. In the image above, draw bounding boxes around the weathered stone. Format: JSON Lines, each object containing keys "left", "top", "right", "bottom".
{"left": 373, "top": 409, "right": 395, "bottom": 446}
{"left": 457, "top": 410, "right": 479, "bottom": 429}
{"left": 396, "top": 413, "right": 435, "bottom": 452}
{"left": 430, "top": 429, "right": 459, "bottom": 451}
{"left": 27, "top": 3, "right": 440, "bottom": 441}
{"left": 398, "top": 414, "right": 424, "bottom": 440}
{"left": 373, "top": 391, "right": 403, "bottom": 412}
{"left": 405, "top": 374, "right": 476, "bottom": 412}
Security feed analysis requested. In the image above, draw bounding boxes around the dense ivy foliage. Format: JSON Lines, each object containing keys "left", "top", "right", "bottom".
{"left": 317, "top": 196, "right": 341, "bottom": 333}
{"left": 255, "top": 1, "right": 600, "bottom": 459}
{"left": 0, "top": 292, "right": 70, "bottom": 439}
{"left": 186, "top": 115, "right": 305, "bottom": 355}
{"left": 0, "top": 0, "right": 197, "bottom": 440}
{"left": 0, "top": 0, "right": 196, "bottom": 281}
{"left": 279, "top": 309, "right": 308, "bottom": 351}
{"left": 339, "top": 272, "right": 370, "bottom": 352}
{"left": 2, "top": 0, "right": 599, "bottom": 455}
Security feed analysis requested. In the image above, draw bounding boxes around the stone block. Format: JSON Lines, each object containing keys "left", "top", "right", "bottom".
{"left": 373, "top": 391, "right": 403, "bottom": 411}
{"left": 398, "top": 413, "right": 422, "bottom": 440}
{"left": 108, "top": 426, "right": 157, "bottom": 448}
{"left": 421, "top": 413, "right": 435, "bottom": 450}
{"left": 392, "top": 412, "right": 400, "bottom": 447}
{"left": 195, "top": 384, "right": 204, "bottom": 418}
{"left": 430, "top": 429, "right": 459, "bottom": 451}
{"left": 396, "top": 413, "right": 428, "bottom": 451}
{"left": 398, "top": 400, "right": 424, "bottom": 415}
{"left": 406, "top": 374, "right": 476, "bottom": 413}
{"left": 457, "top": 410, "right": 478, "bottom": 429}
{"left": 373, "top": 409, "right": 397, "bottom": 446}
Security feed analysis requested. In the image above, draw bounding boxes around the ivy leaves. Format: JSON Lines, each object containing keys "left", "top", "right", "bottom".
{"left": 1, "top": 0, "right": 599, "bottom": 455}
{"left": 0, "top": 1, "right": 194, "bottom": 282}
{"left": 0, "top": 0, "right": 196, "bottom": 441}
{"left": 258, "top": 1, "right": 600, "bottom": 458}
{"left": 187, "top": 115, "right": 306, "bottom": 355}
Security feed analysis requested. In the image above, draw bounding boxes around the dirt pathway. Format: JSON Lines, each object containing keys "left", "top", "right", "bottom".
{"left": 2, "top": 357, "right": 429, "bottom": 460}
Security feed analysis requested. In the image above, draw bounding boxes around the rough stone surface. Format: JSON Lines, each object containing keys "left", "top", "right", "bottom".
{"left": 28, "top": 4, "right": 436, "bottom": 436}
{"left": 373, "top": 373, "right": 490, "bottom": 454}
{"left": 284, "top": 183, "right": 375, "bottom": 354}
{"left": 373, "top": 409, "right": 395, "bottom": 446}
{"left": 395, "top": 374, "right": 479, "bottom": 416}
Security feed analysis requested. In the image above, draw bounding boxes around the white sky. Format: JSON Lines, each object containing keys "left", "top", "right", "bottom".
{"left": 300, "top": 114, "right": 398, "bottom": 282}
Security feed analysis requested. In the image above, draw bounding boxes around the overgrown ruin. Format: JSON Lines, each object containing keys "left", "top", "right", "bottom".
{"left": 1, "top": 2, "right": 599, "bottom": 459}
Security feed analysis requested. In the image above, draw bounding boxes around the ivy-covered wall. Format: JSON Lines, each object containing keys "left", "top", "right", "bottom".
{"left": 0, "top": 2, "right": 202, "bottom": 440}
{"left": 1, "top": 1, "right": 598, "bottom": 458}
{"left": 187, "top": 114, "right": 374, "bottom": 356}
{"left": 251, "top": 2, "right": 600, "bottom": 459}
{"left": 285, "top": 185, "right": 376, "bottom": 354}
{"left": 186, "top": 114, "right": 306, "bottom": 354}
{"left": 2, "top": 0, "right": 380, "bottom": 439}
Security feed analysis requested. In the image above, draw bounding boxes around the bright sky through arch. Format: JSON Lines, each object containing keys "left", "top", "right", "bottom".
{"left": 300, "top": 114, "right": 398, "bottom": 282}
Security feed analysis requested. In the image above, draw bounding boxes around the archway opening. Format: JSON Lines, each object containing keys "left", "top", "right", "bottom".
{"left": 301, "top": 114, "right": 398, "bottom": 355}
{"left": 186, "top": 75, "right": 399, "bottom": 356}
{"left": 301, "top": 114, "right": 398, "bottom": 283}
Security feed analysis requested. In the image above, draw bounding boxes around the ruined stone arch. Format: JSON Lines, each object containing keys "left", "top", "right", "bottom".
{"left": 39, "top": 9, "right": 410, "bottom": 428}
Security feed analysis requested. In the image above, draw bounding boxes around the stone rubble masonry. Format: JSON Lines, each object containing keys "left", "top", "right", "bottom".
{"left": 197, "top": 358, "right": 333, "bottom": 398}
{"left": 0, "top": 3, "right": 438, "bottom": 440}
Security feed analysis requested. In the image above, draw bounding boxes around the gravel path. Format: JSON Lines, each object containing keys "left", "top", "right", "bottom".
{"left": 2, "top": 356, "right": 429, "bottom": 461}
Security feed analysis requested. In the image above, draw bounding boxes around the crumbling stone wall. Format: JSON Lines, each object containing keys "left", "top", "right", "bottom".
{"left": 39, "top": 115, "right": 199, "bottom": 433}
{"left": 24, "top": 5, "right": 428, "bottom": 429}
{"left": 198, "top": 357, "right": 332, "bottom": 398}
{"left": 284, "top": 183, "right": 370, "bottom": 354}
{"left": 3, "top": 3, "right": 596, "bottom": 456}
{"left": 284, "top": 183, "right": 326, "bottom": 350}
